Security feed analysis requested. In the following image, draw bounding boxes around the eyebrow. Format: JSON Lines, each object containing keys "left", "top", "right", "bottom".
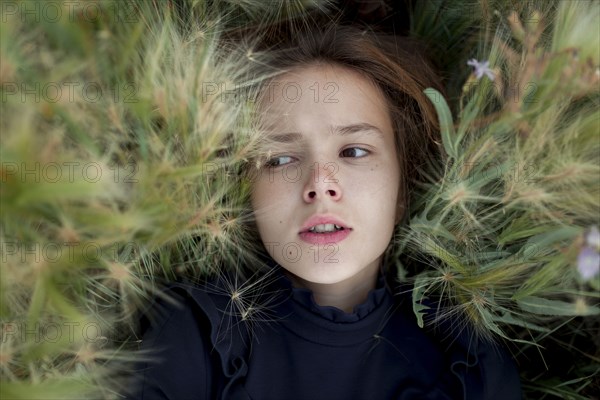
{"left": 335, "top": 123, "right": 385, "bottom": 139}
{"left": 267, "top": 123, "right": 385, "bottom": 143}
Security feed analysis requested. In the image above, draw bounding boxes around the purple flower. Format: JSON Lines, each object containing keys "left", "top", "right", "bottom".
{"left": 577, "top": 246, "right": 600, "bottom": 280}
{"left": 467, "top": 59, "right": 495, "bottom": 81}
{"left": 578, "top": 225, "right": 600, "bottom": 281}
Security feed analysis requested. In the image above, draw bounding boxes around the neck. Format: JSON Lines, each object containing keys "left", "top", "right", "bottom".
{"left": 286, "top": 261, "right": 380, "bottom": 313}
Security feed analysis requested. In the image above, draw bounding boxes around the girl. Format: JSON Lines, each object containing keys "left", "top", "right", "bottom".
{"left": 130, "top": 24, "right": 521, "bottom": 400}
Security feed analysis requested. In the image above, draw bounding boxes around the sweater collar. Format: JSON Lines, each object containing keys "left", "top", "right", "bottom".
{"left": 267, "top": 264, "right": 399, "bottom": 346}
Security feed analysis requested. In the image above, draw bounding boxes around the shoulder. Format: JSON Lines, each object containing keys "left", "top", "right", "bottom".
{"left": 126, "top": 284, "right": 212, "bottom": 399}
{"left": 126, "top": 280, "right": 235, "bottom": 400}
{"left": 431, "top": 318, "right": 522, "bottom": 400}
{"left": 400, "top": 288, "right": 521, "bottom": 399}
{"left": 467, "top": 334, "right": 522, "bottom": 400}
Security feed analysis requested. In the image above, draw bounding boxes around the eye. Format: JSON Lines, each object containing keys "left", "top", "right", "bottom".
{"left": 340, "top": 147, "right": 369, "bottom": 158}
{"left": 265, "top": 155, "right": 295, "bottom": 167}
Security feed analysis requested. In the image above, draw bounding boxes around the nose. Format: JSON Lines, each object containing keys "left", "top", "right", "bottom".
{"left": 302, "top": 162, "right": 342, "bottom": 203}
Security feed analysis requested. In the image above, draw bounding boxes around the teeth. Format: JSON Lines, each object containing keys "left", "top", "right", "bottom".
{"left": 308, "top": 224, "right": 343, "bottom": 233}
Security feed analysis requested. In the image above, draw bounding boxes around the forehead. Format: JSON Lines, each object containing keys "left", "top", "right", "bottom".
{"left": 257, "top": 63, "right": 392, "bottom": 132}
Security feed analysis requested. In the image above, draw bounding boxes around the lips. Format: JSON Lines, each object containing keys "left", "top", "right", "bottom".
{"left": 298, "top": 215, "right": 352, "bottom": 244}
{"left": 299, "top": 215, "right": 351, "bottom": 233}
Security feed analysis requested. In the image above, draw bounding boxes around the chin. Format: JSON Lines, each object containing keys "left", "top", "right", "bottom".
{"left": 288, "top": 263, "right": 361, "bottom": 285}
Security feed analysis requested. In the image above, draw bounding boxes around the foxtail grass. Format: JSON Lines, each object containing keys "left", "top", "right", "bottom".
{"left": 399, "top": 1, "right": 599, "bottom": 398}
{"left": 0, "top": 0, "right": 331, "bottom": 398}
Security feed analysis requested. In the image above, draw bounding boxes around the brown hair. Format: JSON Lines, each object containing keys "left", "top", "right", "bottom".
{"left": 248, "top": 24, "right": 443, "bottom": 224}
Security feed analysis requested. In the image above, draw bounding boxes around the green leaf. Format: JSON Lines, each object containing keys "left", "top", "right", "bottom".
{"left": 0, "top": 379, "right": 95, "bottom": 400}
{"left": 517, "top": 296, "right": 600, "bottom": 316}
{"left": 524, "top": 226, "right": 580, "bottom": 248}
{"left": 412, "top": 275, "right": 432, "bottom": 328}
{"left": 492, "top": 312, "right": 551, "bottom": 332}
{"left": 424, "top": 88, "right": 458, "bottom": 159}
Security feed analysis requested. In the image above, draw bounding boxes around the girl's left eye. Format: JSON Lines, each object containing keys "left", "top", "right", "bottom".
{"left": 340, "top": 147, "right": 369, "bottom": 158}
{"left": 265, "top": 155, "right": 295, "bottom": 167}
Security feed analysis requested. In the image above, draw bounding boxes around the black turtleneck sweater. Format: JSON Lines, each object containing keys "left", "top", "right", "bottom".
{"left": 128, "top": 267, "right": 521, "bottom": 399}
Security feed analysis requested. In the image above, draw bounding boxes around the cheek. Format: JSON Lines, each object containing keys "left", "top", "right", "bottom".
{"left": 383, "top": 154, "right": 402, "bottom": 197}
{"left": 359, "top": 163, "right": 401, "bottom": 219}
{"left": 249, "top": 182, "right": 268, "bottom": 232}
{"left": 249, "top": 185, "right": 261, "bottom": 213}
{"left": 360, "top": 163, "right": 400, "bottom": 197}
{"left": 250, "top": 175, "right": 273, "bottom": 209}
{"left": 250, "top": 179, "right": 287, "bottom": 234}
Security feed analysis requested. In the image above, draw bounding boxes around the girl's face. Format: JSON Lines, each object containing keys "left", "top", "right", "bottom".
{"left": 251, "top": 63, "right": 400, "bottom": 287}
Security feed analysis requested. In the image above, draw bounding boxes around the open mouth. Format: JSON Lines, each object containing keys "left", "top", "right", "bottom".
{"left": 298, "top": 223, "right": 351, "bottom": 244}
{"left": 307, "top": 224, "right": 345, "bottom": 233}
{"left": 298, "top": 215, "right": 352, "bottom": 244}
